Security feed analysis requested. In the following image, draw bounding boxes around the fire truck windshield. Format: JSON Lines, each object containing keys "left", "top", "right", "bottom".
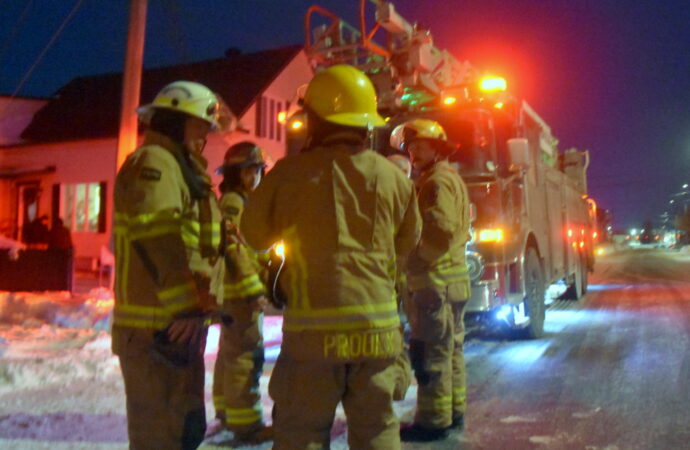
{"left": 430, "top": 110, "right": 499, "bottom": 181}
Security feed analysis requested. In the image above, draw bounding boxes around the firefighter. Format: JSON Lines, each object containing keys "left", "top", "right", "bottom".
{"left": 113, "top": 80, "right": 226, "bottom": 449}
{"left": 390, "top": 118, "right": 472, "bottom": 442}
{"left": 240, "top": 64, "right": 421, "bottom": 449}
{"left": 386, "top": 154, "right": 412, "bottom": 178}
{"left": 210, "top": 141, "right": 272, "bottom": 443}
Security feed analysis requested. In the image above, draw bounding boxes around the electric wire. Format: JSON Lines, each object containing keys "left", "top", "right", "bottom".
{"left": 159, "top": 0, "right": 192, "bottom": 65}
{"left": 0, "top": 0, "right": 34, "bottom": 68}
{"left": 272, "top": 254, "right": 286, "bottom": 307}
{"left": 6, "top": 0, "right": 86, "bottom": 102}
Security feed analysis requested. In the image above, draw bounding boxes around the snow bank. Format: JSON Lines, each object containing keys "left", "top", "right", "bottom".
{"left": 0, "top": 327, "right": 118, "bottom": 393}
{"left": 0, "top": 288, "right": 113, "bottom": 331}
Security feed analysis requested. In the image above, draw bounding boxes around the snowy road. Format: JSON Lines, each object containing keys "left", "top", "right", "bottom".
{"left": 1, "top": 247, "right": 689, "bottom": 449}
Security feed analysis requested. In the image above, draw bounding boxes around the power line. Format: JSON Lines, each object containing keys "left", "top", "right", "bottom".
{"left": 0, "top": 0, "right": 34, "bottom": 67}
{"left": 159, "top": 0, "right": 192, "bottom": 63}
{"left": 6, "top": 0, "right": 86, "bottom": 101}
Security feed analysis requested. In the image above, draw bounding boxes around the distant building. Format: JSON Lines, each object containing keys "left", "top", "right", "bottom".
{"left": 0, "top": 46, "right": 313, "bottom": 269}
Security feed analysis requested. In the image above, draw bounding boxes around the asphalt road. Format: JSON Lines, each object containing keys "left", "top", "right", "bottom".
{"left": 1, "top": 247, "right": 689, "bottom": 449}
{"left": 419, "top": 247, "right": 690, "bottom": 450}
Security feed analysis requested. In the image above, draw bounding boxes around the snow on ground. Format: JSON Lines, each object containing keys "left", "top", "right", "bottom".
{"left": 0, "top": 288, "right": 419, "bottom": 449}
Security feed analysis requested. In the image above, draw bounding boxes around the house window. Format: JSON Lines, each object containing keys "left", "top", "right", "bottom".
{"left": 59, "top": 182, "right": 105, "bottom": 233}
{"left": 255, "top": 96, "right": 286, "bottom": 142}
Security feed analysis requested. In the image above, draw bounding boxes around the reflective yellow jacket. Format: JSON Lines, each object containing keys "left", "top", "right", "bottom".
{"left": 113, "top": 132, "right": 221, "bottom": 331}
{"left": 407, "top": 160, "right": 471, "bottom": 295}
{"left": 241, "top": 141, "right": 421, "bottom": 361}
{"left": 220, "top": 191, "right": 266, "bottom": 303}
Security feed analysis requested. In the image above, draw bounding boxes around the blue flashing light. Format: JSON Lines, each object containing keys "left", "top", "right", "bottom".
{"left": 496, "top": 304, "right": 512, "bottom": 322}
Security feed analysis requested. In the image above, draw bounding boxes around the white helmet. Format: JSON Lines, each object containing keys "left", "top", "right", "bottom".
{"left": 137, "top": 80, "right": 232, "bottom": 131}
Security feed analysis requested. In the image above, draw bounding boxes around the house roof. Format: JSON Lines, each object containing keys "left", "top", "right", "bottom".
{"left": 21, "top": 45, "right": 303, "bottom": 143}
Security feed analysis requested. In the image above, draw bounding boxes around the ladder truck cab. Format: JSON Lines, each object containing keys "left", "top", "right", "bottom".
{"left": 293, "top": 0, "right": 594, "bottom": 338}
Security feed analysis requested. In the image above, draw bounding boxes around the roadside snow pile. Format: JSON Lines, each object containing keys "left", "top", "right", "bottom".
{"left": 0, "top": 287, "right": 119, "bottom": 393}
{"left": 55, "top": 288, "right": 113, "bottom": 331}
{"left": 0, "top": 288, "right": 113, "bottom": 330}
{"left": 0, "top": 326, "right": 118, "bottom": 393}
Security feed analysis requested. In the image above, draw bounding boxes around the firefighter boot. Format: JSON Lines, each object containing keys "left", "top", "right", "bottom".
{"left": 204, "top": 417, "right": 226, "bottom": 438}
{"left": 400, "top": 423, "right": 449, "bottom": 442}
{"left": 233, "top": 425, "right": 274, "bottom": 444}
{"left": 447, "top": 414, "right": 464, "bottom": 431}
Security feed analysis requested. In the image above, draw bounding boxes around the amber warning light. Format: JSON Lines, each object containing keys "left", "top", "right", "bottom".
{"left": 480, "top": 77, "right": 507, "bottom": 93}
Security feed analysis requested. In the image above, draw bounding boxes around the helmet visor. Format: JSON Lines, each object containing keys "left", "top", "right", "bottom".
{"left": 390, "top": 124, "right": 419, "bottom": 151}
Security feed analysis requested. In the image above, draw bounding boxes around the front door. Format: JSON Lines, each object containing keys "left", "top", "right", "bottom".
{"left": 16, "top": 181, "right": 42, "bottom": 243}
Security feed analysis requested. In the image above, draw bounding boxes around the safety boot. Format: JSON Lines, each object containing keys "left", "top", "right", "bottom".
{"left": 233, "top": 425, "right": 274, "bottom": 444}
{"left": 400, "top": 423, "right": 449, "bottom": 442}
{"left": 447, "top": 414, "right": 464, "bottom": 431}
{"left": 204, "top": 418, "right": 226, "bottom": 438}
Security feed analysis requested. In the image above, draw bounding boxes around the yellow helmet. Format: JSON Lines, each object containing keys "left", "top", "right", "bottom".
{"left": 138, "top": 80, "right": 230, "bottom": 131}
{"left": 390, "top": 118, "right": 448, "bottom": 151}
{"left": 221, "top": 141, "right": 268, "bottom": 169}
{"left": 303, "top": 65, "right": 385, "bottom": 128}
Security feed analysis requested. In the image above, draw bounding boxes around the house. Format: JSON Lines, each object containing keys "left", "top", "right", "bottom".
{"left": 0, "top": 45, "right": 313, "bottom": 269}
{"left": 0, "top": 95, "right": 47, "bottom": 146}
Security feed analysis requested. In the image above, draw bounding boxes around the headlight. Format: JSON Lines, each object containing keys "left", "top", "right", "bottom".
{"left": 466, "top": 251, "right": 484, "bottom": 281}
{"left": 474, "top": 228, "right": 504, "bottom": 243}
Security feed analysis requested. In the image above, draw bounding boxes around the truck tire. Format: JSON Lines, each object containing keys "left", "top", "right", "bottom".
{"left": 562, "top": 251, "right": 587, "bottom": 300}
{"left": 521, "top": 247, "right": 546, "bottom": 339}
{"left": 580, "top": 259, "right": 589, "bottom": 295}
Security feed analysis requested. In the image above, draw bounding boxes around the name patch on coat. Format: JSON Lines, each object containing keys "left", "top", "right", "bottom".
{"left": 323, "top": 329, "right": 398, "bottom": 359}
{"left": 140, "top": 167, "right": 162, "bottom": 181}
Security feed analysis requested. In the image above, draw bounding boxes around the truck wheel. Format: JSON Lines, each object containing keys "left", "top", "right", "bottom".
{"left": 561, "top": 252, "right": 586, "bottom": 300}
{"left": 521, "top": 247, "right": 546, "bottom": 339}
{"left": 562, "top": 263, "right": 583, "bottom": 300}
{"left": 580, "top": 259, "right": 589, "bottom": 295}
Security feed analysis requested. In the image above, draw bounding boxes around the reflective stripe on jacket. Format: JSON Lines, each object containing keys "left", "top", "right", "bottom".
{"left": 220, "top": 191, "right": 266, "bottom": 302}
{"left": 407, "top": 160, "right": 471, "bottom": 294}
{"left": 113, "top": 132, "right": 221, "bottom": 330}
{"left": 241, "top": 142, "right": 421, "bottom": 361}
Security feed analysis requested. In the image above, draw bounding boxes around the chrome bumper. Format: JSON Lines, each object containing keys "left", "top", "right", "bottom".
{"left": 466, "top": 281, "right": 498, "bottom": 312}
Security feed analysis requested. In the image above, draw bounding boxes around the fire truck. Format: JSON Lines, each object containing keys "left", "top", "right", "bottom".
{"left": 289, "top": 0, "right": 594, "bottom": 338}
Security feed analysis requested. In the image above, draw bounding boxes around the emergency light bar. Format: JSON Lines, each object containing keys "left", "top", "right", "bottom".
{"left": 480, "top": 77, "right": 507, "bottom": 92}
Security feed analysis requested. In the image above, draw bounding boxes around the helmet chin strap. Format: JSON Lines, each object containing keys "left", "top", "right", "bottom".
{"left": 364, "top": 122, "right": 375, "bottom": 149}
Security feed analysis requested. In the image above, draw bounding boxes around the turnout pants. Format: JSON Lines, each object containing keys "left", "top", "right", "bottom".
{"left": 269, "top": 352, "right": 402, "bottom": 450}
{"left": 407, "top": 283, "right": 468, "bottom": 429}
{"left": 113, "top": 326, "right": 207, "bottom": 450}
{"left": 212, "top": 302, "right": 265, "bottom": 434}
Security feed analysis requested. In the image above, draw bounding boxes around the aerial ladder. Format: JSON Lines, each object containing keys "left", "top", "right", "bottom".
{"left": 296, "top": 0, "right": 594, "bottom": 338}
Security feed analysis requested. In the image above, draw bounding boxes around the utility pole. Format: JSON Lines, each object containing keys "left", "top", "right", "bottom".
{"left": 116, "top": 0, "right": 148, "bottom": 170}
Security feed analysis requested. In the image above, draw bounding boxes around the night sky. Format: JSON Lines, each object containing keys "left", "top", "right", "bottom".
{"left": 1, "top": 0, "right": 689, "bottom": 230}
